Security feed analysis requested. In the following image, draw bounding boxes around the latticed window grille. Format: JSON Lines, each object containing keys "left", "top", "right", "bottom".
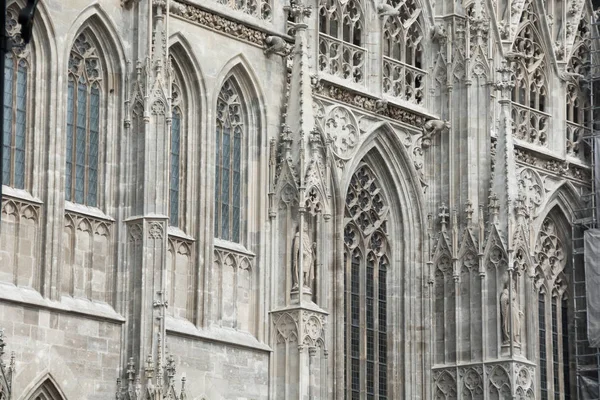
{"left": 534, "top": 216, "right": 573, "bottom": 400}
{"left": 2, "top": 8, "right": 29, "bottom": 189}
{"left": 318, "top": 0, "right": 365, "bottom": 84}
{"left": 381, "top": 0, "right": 425, "bottom": 105}
{"left": 215, "top": 0, "right": 272, "bottom": 20}
{"left": 344, "top": 164, "right": 389, "bottom": 399}
{"left": 169, "top": 79, "right": 183, "bottom": 227}
{"left": 510, "top": 1, "right": 549, "bottom": 147}
{"left": 214, "top": 78, "right": 243, "bottom": 243}
{"left": 65, "top": 32, "right": 102, "bottom": 207}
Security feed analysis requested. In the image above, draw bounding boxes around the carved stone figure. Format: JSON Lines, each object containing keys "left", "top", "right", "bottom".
{"left": 292, "top": 223, "right": 316, "bottom": 290}
{"left": 264, "top": 35, "right": 287, "bottom": 56}
{"left": 421, "top": 119, "right": 450, "bottom": 149}
{"left": 500, "top": 280, "right": 523, "bottom": 345}
{"left": 377, "top": 3, "right": 399, "bottom": 17}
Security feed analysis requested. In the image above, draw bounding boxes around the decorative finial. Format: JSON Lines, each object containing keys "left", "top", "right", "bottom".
{"left": 465, "top": 200, "right": 474, "bottom": 227}
{"left": 439, "top": 203, "right": 449, "bottom": 231}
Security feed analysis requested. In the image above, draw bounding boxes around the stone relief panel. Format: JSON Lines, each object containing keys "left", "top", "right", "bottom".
{"left": 167, "top": 236, "right": 195, "bottom": 321}
{"left": 324, "top": 106, "right": 359, "bottom": 160}
{"left": 486, "top": 364, "right": 511, "bottom": 400}
{"left": 434, "top": 252, "right": 454, "bottom": 365}
{"left": 0, "top": 197, "right": 40, "bottom": 289}
{"left": 517, "top": 167, "right": 545, "bottom": 218}
{"left": 433, "top": 369, "right": 457, "bottom": 400}
{"left": 534, "top": 216, "right": 566, "bottom": 291}
{"left": 514, "top": 363, "right": 535, "bottom": 399}
{"left": 459, "top": 366, "right": 484, "bottom": 400}
{"left": 62, "top": 213, "right": 114, "bottom": 303}
{"left": 214, "top": 246, "right": 255, "bottom": 335}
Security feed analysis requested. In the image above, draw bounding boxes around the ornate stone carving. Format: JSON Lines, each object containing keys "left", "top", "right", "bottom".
{"left": 313, "top": 81, "right": 427, "bottom": 128}
{"left": 324, "top": 106, "right": 359, "bottom": 159}
{"left": 148, "top": 222, "right": 164, "bottom": 239}
{"left": 514, "top": 363, "right": 535, "bottom": 399}
{"left": 517, "top": 168, "right": 544, "bottom": 217}
{"left": 514, "top": 146, "right": 592, "bottom": 183}
{"left": 273, "top": 312, "right": 298, "bottom": 343}
{"left": 421, "top": 119, "right": 450, "bottom": 149}
{"left": 460, "top": 367, "right": 483, "bottom": 399}
{"left": 534, "top": 217, "right": 566, "bottom": 290}
{"left": 0, "top": 330, "right": 16, "bottom": 400}
{"left": 487, "top": 364, "right": 511, "bottom": 398}
{"left": 433, "top": 369, "right": 457, "bottom": 400}
{"left": 170, "top": 1, "right": 270, "bottom": 47}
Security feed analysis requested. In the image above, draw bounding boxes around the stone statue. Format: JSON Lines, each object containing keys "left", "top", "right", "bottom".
{"left": 292, "top": 223, "right": 316, "bottom": 290}
{"left": 500, "top": 279, "right": 523, "bottom": 345}
{"left": 264, "top": 35, "right": 287, "bottom": 56}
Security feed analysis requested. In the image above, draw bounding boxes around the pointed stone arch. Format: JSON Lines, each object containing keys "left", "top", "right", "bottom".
{"left": 22, "top": 374, "right": 67, "bottom": 400}
{"left": 335, "top": 125, "right": 426, "bottom": 398}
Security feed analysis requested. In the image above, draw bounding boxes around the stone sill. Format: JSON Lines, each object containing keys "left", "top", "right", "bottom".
{"left": 65, "top": 201, "right": 115, "bottom": 222}
{"left": 0, "top": 283, "right": 125, "bottom": 323}
{"left": 167, "top": 226, "right": 195, "bottom": 241}
{"left": 1, "top": 186, "right": 43, "bottom": 204}
{"left": 166, "top": 316, "right": 272, "bottom": 352}
{"left": 214, "top": 238, "right": 255, "bottom": 257}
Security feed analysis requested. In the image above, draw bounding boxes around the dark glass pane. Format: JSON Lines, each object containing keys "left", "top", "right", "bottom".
{"left": 170, "top": 111, "right": 181, "bottom": 226}
{"left": 221, "top": 125, "right": 231, "bottom": 241}
{"left": 88, "top": 86, "right": 100, "bottom": 207}
{"left": 540, "top": 294, "right": 548, "bottom": 400}
{"left": 74, "top": 82, "right": 87, "bottom": 204}
{"left": 14, "top": 61, "right": 27, "bottom": 189}
{"left": 65, "top": 79, "right": 75, "bottom": 201}
{"left": 214, "top": 123, "right": 221, "bottom": 236}
{"left": 3, "top": 54, "right": 14, "bottom": 186}
{"left": 552, "top": 301, "right": 559, "bottom": 399}
{"left": 232, "top": 128, "right": 241, "bottom": 242}
{"left": 562, "top": 298, "right": 571, "bottom": 400}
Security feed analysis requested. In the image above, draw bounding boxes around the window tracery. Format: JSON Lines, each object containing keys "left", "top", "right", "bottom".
{"left": 381, "top": 0, "right": 425, "bottom": 105}
{"left": 215, "top": 77, "right": 244, "bottom": 243}
{"left": 65, "top": 31, "right": 103, "bottom": 207}
{"left": 318, "top": 0, "right": 365, "bottom": 85}
{"left": 215, "top": 0, "right": 272, "bottom": 20}
{"left": 511, "top": 2, "right": 549, "bottom": 147}
{"left": 565, "top": 19, "right": 590, "bottom": 160}
{"left": 534, "top": 216, "right": 573, "bottom": 400}
{"left": 344, "top": 164, "right": 389, "bottom": 399}
{"left": 3, "top": 8, "right": 30, "bottom": 189}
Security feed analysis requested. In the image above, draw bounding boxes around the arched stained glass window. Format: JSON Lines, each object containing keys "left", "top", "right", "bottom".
{"left": 344, "top": 164, "right": 389, "bottom": 399}
{"left": 65, "top": 32, "right": 102, "bottom": 207}
{"left": 535, "top": 216, "right": 573, "bottom": 400}
{"left": 2, "top": 8, "right": 29, "bottom": 189}
{"left": 214, "top": 77, "right": 243, "bottom": 243}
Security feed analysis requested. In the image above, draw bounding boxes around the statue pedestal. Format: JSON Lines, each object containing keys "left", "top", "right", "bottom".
{"left": 501, "top": 342, "right": 522, "bottom": 356}
{"left": 270, "top": 302, "right": 328, "bottom": 400}
{"left": 290, "top": 286, "right": 313, "bottom": 304}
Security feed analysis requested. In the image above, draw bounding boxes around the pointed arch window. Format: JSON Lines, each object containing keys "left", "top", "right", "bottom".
{"left": 3, "top": 8, "right": 30, "bottom": 189}
{"left": 344, "top": 164, "right": 389, "bottom": 399}
{"left": 381, "top": 0, "right": 425, "bottom": 105}
{"left": 510, "top": 2, "right": 549, "bottom": 147}
{"left": 317, "top": 0, "right": 365, "bottom": 84}
{"left": 65, "top": 31, "right": 102, "bottom": 207}
{"left": 534, "top": 216, "right": 573, "bottom": 400}
{"left": 214, "top": 77, "right": 244, "bottom": 243}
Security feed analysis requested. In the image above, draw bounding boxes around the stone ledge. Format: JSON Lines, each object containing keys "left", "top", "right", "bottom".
{"left": 166, "top": 316, "right": 272, "bottom": 352}
{"left": 0, "top": 283, "right": 125, "bottom": 323}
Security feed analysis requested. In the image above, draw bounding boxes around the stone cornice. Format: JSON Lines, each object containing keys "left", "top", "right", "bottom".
{"left": 170, "top": 0, "right": 292, "bottom": 48}
{"left": 513, "top": 144, "right": 592, "bottom": 185}
{"left": 313, "top": 80, "right": 431, "bottom": 129}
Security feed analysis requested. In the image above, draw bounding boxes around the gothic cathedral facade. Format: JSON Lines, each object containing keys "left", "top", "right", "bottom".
{"left": 0, "top": 0, "right": 596, "bottom": 399}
